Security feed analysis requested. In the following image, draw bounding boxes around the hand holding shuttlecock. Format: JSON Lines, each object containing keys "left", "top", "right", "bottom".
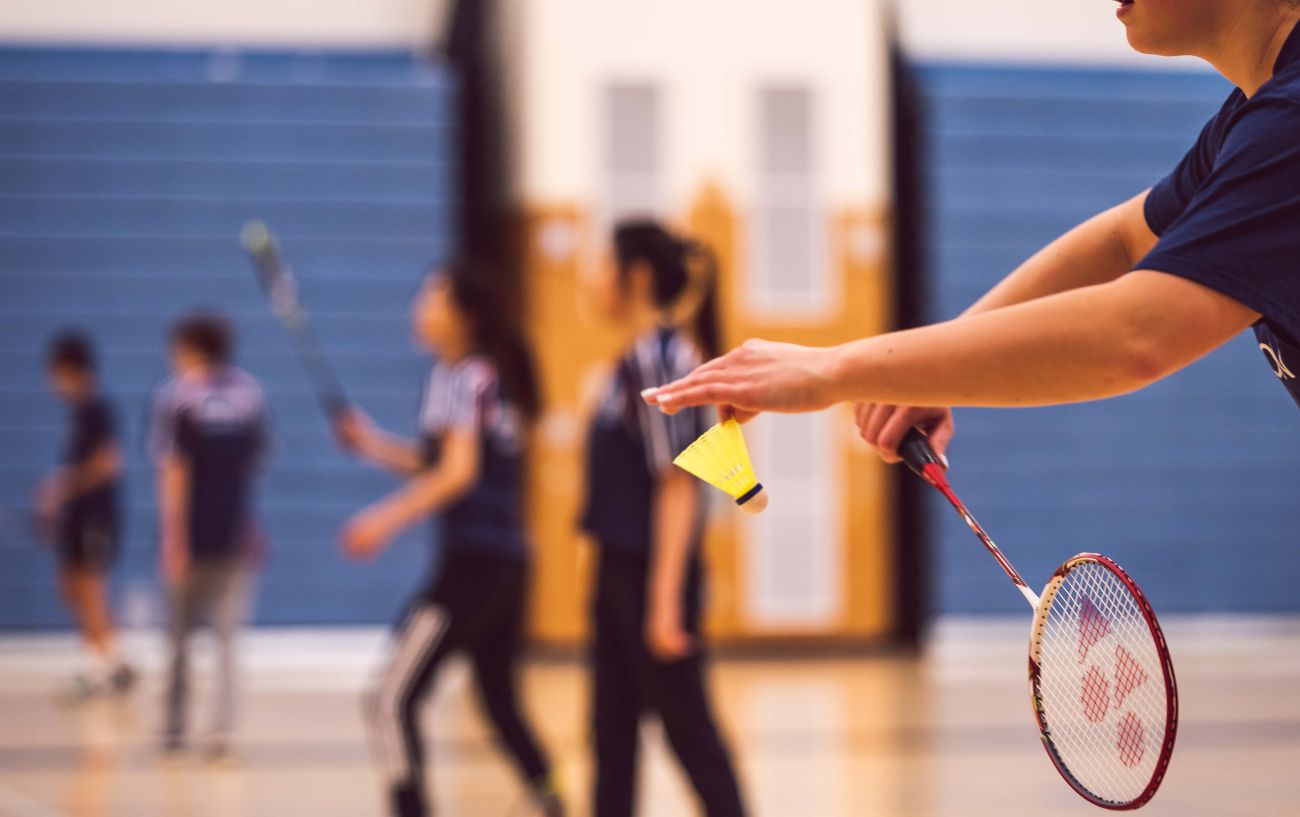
{"left": 673, "top": 419, "right": 768, "bottom": 514}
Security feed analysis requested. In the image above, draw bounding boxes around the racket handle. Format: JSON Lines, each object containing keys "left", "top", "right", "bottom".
{"left": 899, "top": 428, "right": 944, "bottom": 478}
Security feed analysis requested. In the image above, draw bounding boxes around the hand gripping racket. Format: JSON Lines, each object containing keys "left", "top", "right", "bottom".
{"left": 899, "top": 429, "right": 1178, "bottom": 810}
{"left": 241, "top": 221, "right": 349, "bottom": 419}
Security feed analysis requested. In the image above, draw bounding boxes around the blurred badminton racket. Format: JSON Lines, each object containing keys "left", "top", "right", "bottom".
{"left": 899, "top": 428, "right": 1177, "bottom": 810}
{"left": 241, "top": 221, "right": 349, "bottom": 419}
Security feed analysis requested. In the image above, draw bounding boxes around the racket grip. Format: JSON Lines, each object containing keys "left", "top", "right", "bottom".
{"left": 899, "top": 428, "right": 943, "bottom": 478}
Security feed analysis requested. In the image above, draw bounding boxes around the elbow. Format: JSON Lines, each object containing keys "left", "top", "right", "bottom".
{"left": 1113, "top": 325, "right": 1176, "bottom": 389}
{"left": 441, "top": 462, "right": 480, "bottom": 504}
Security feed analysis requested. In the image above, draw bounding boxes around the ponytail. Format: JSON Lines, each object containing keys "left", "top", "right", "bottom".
{"left": 489, "top": 330, "right": 543, "bottom": 422}
{"left": 441, "top": 259, "right": 544, "bottom": 423}
{"left": 679, "top": 240, "right": 722, "bottom": 360}
{"left": 613, "top": 219, "right": 723, "bottom": 360}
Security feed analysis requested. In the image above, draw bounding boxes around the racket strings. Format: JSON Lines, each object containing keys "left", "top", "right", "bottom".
{"left": 1035, "top": 562, "right": 1169, "bottom": 805}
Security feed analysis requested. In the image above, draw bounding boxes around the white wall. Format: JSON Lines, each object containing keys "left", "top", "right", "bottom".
{"left": 898, "top": 0, "right": 1204, "bottom": 69}
{"left": 0, "top": 0, "right": 449, "bottom": 48}
{"left": 515, "top": 0, "right": 890, "bottom": 209}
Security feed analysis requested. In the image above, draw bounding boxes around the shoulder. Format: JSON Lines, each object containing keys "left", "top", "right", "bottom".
{"left": 458, "top": 355, "right": 498, "bottom": 390}
{"left": 224, "top": 367, "right": 267, "bottom": 404}
{"left": 1225, "top": 89, "right": 1300, "bottom": 146}
{"left": 150, "top": 375, "right": 182, "bottom": 410}
{"left": 86, "top": 394, "right": 114, "bottom": 417}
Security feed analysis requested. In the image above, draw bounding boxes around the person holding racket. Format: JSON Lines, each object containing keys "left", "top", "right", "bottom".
{"left": 333, "top": 261, "right": 563, "bottom": 817}
{"left": 638, "top": 0, "right": 1300, "bottom": 809}
{"left": 645, "top": 0, "right": 1300, "bottom": 447}
{"left": 580, "top": 221, "right": 747, "bottom": 817}
{"left": 36, "top": 330, "right": 136, "bottom": 700}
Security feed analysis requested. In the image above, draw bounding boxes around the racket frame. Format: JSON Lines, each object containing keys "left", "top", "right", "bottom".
{"left": 1028, "top": 553, "right": 1179, "bottom": 811}
{"left": 241, "top": 221, "right": 349, "bottom": 419}
{"left": 899, "top": 428, "right": 1178, "bottom": 810}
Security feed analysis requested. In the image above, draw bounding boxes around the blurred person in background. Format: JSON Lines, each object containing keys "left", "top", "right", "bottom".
{"left": 35, "top": 330, "right": 136, "bottom": 700}
{"left": 646, "top": 1, "right": 1300, "bottom": 458}
{"left": 579, "top": 221, "right": 747, "bottom": 817}
{"left": 333, "top": 261, "right": 563, "bottom": 817}
{"left": 148, "top": 312, "right": 269, "bottom": 760}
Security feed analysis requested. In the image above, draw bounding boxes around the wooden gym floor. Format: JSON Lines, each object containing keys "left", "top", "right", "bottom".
{"left": 0, "top": 618, "right": 1297, "bottom": 817}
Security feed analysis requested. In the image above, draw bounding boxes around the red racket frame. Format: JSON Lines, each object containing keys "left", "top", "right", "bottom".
{"left": 1029, "top": 553, "right": 1179, "bottom": 810}
{"left": 899, "top": 429, "right": 1178, "bottom": 810}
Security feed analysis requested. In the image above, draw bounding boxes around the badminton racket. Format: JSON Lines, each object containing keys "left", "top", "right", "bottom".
{"left": 241, "top": 221, "right": 349, "bottom": 419}
{"left": 899, "top": 428, "right": 1177, "bottom": 810}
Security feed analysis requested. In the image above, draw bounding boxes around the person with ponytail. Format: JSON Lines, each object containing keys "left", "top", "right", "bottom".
{"left": 579, "top": 220, "right": 747, "bottom": 817}
{"left": 333, "top": 260, "right": 563, "bottom": 817}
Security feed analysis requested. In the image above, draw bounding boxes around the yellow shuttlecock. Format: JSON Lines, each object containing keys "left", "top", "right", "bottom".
{"left": 673, "top": 419, "right": 768, "bottom": 514}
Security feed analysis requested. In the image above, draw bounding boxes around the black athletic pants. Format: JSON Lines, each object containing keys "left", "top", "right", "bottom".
{"left": 591, "top": 548, "right": 746, "bottom": 817}
{"left": 365, "top": 552, "right": 551, "bottom": 817}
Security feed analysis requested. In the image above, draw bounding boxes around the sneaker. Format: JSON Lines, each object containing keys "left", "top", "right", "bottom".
{"left": 57, "top": 673, "right": 102, "bottom": 705}
{"left": 535, "top": 791, "right": 565, "bottom": 817}
{"left": 161, "top": 730, "right": 185, "bottom": 754}
{"left": 206, "top": 740, "right": 237, "bottom": 768}
{"left": 110, "top": 664, "right": 137, "bottom": 695}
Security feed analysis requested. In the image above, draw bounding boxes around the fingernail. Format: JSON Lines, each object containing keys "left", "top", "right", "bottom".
{"left": 640, "top": 387, "right": 660, "bottom": 403}
{"left": 939, "top": 453, "right": 950, "bottom": 469}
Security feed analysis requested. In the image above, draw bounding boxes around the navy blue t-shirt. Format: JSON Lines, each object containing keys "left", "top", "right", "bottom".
{"left": 419, "top": 355, "right": 528, "bottom": 559}
{"left": 582, "top": 327, "right": 708, "bottom": 555}
{"left": 1138, "top": 23, "right": 1300, "bottom": 409}
{"left": 63, "top": 394, "right": 119, "bottom": 527}
{"left": 148, "top": 366, "right": 269, "bottom": 561}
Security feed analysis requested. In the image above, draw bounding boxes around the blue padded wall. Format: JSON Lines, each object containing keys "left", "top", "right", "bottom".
{"left": 0, "top": 47, "right": 455, "bottom": 628}
{"left": 916, "top": 63, "right": 1300, "bottom": 614}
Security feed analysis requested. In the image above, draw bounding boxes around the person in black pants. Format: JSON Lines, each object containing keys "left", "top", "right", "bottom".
{"left": 580, "top": 221, "right": 747, "bottom": 817}
{"left": 36, "top": 330, "right": 135, "bottom": 699}
{"left": 334, "top": 260, "right": 563, "bottom": 817}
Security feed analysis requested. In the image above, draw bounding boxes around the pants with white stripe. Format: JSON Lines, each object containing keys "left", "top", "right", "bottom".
{"left": 365, "top": 552, "right": 552, "bottom": 817}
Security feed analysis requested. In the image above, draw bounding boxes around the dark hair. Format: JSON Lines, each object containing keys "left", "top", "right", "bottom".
{"left": 441, "top": 260, "right": 544, "bottom": 422}
{"left": 613, "top": 220, "right": 721, "bottom": 359}
{"left": 47, "top": 330, "right": 96, "bottom": 373}
{"left": 170, "top": 312, "right": 234, "bottom": 363}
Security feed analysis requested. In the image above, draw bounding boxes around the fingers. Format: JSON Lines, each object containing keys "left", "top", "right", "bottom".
{"left": 927, "top": 411, "right": 955, "bottom": 459}
{"left": 654, "top": 383, "right": 747, "bottom": 415}
{"left": 720, "top": 405, "right": 761, "bottom": 425}
{"left": 860, "top": 404, "right": 896, "bottom": 455}
{"left": 876, "top": 409, "right": 917, "bottom": 464}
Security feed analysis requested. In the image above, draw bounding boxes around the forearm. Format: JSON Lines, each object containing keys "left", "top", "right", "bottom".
{"left": 364, "top": 467, "right": 472, "bottom": 539}
{"left": 826, "top": 272, "right": 1253, "bottom": 408}
{"left": 361, "top": 431, "right": 424, "bottom": 475}
{"left": 963, "top": 191, "right": 1156, "bottom": 317}
{"left": 157, "top": 457, "right": 189, "bottom": 547}
{"left": 649, "top": 474, "right": 698, "bottom": 611}
{"left": 62, "top": 445, "right": 122, "bottom": 499}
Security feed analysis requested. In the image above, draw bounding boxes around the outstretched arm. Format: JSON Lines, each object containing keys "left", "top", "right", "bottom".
{"left": 648, "top": 271, "right": 1258, "bottom": 414}
{"left": 963, "top": 190, "right": 1157, "bottom": 317}
{"left": 339, "top": 428, "right": 480, "bottom": 558}
{"left": 853, "top": 190, "right": 1158, "bottom": 460}
{"left": 333, "top": 407, "right": 424, "bottom": 475}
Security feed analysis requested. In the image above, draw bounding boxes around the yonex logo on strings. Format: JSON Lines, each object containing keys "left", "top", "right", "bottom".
{"left": 1077, "top": 595, "right": 1150, "bottom": 768}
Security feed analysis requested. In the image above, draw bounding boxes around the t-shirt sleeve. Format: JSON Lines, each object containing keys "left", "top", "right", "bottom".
{"left": 421, "top": 361, "right": 492, "bottom": 436}
{"left": 79, "top": 401, "right": 115, "bottom": 457}
{"left": 631, "top": 337, "right": 703, "bottom": 475}
{"left": 1136, "top": 98, "right": 1300, "bottom": 336}
{"left": 1144, "top": 111, "right": 1222, "bottom": 237}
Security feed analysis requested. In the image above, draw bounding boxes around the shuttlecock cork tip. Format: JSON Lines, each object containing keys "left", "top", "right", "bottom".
{"left": 737, "top": 485, "right": 768, "bottom": 514}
